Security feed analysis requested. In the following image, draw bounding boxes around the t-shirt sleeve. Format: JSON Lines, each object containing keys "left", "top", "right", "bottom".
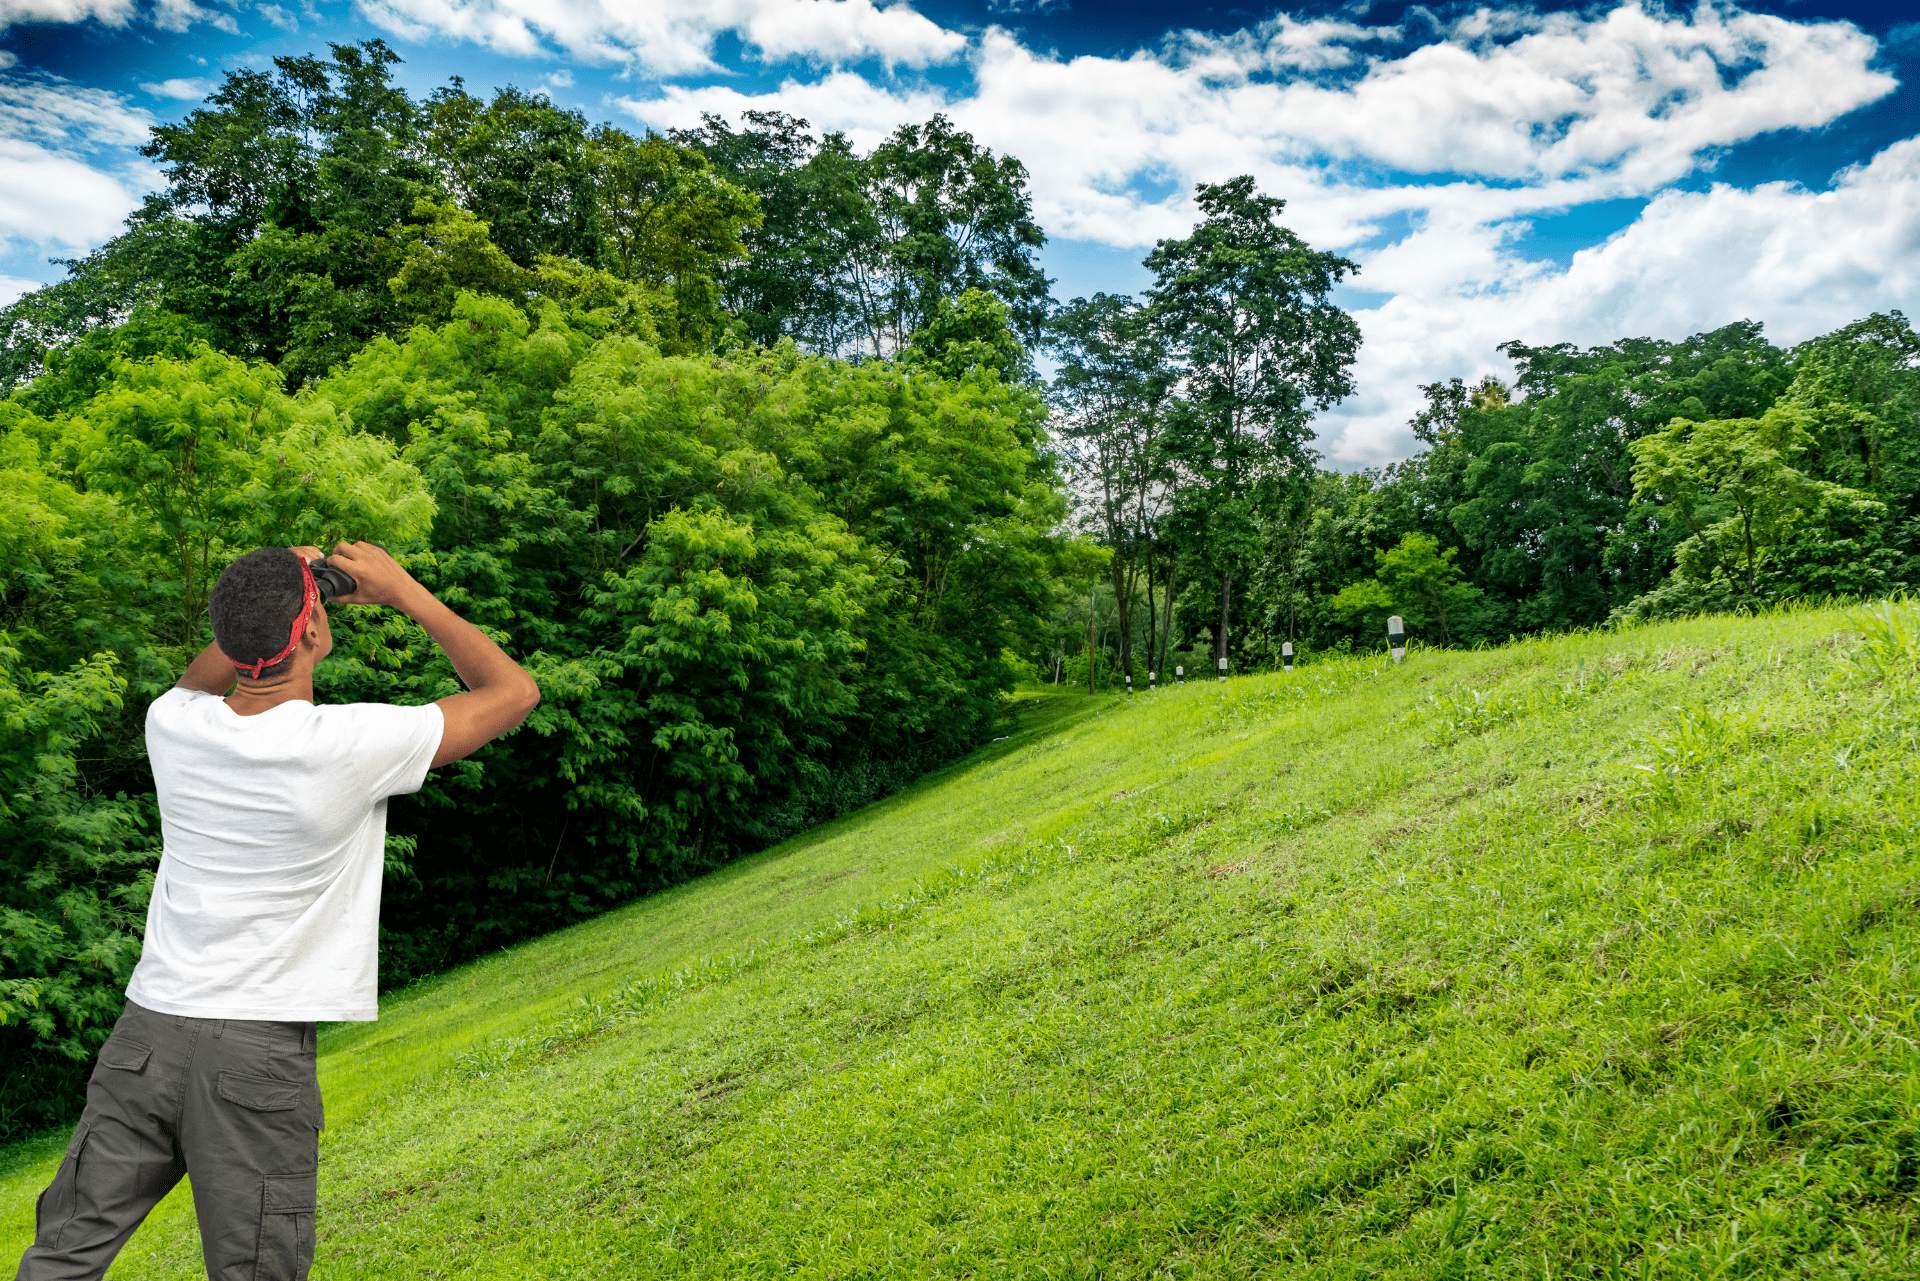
{"left": 144, "top": 686, "right": 211, "bottom": 736}
{"left": 346, "top": 702, "right": 446, "bottom": 802}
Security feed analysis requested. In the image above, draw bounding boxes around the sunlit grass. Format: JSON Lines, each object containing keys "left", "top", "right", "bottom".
{"left": 6, "top": 605, "right": 1919, "bottom": 1277}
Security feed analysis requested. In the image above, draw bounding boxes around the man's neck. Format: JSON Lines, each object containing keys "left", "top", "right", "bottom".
{"left": 224, "top": 671, "right": 315, "bottom": 716}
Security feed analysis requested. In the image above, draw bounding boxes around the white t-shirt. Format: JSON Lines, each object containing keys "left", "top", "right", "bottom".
{"left": 126, "top": 687, "right": 444, "bottom": 1022}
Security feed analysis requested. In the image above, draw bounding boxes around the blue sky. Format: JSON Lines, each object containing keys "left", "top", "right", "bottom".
{"left": 2, "top": 1, "right": 1916, "bottom": 462}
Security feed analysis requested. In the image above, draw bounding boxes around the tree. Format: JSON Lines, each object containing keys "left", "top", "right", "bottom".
{"left": 1051, "top": 293, "right": 1174, "bottom": 682}
{"left": 1146, "top": 176, "right": 1360, "bottom": 668}
{"left": 849, "top": 116, "right": 1051, "bottom": 359}
{"left": 1428, "top": 322, "right": 1797, "bottom": 633}
{"left": 1330, "top": 532, "right": 1481, "bottom": 646}
{"left": 671, "top": 111, "right": 873, "bottom": 351}
{"left": 588, "top": 128, "right": 761, "bottom": 352}
{"left": 422, "top": 83, "right": 604, "bottom": 269}
{"left": 1628, "top": 407, "right": 1888, "bottom": 605}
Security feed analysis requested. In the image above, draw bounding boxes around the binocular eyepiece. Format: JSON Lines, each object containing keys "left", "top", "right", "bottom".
{"left": 306, "top": 544, "right": 385, "bottom": 604}
{"left": 309, "top": 560, "right": 357, "bottom": 604}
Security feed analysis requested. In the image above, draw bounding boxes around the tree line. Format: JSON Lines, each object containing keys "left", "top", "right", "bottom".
{"left": 1049, "top": 306, "right": 1919, "bottom": 681}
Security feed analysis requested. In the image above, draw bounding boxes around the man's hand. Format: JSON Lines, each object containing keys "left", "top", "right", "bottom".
{"left": 290, "top": 541, "right": 539, "bottom": 766}
{"left": 307, "top": 541, "right": 425, "bottom": 610}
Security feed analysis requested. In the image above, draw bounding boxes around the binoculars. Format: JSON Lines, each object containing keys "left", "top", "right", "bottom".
{"left": 307, "top": 544, "right": 385, "bottom": 604}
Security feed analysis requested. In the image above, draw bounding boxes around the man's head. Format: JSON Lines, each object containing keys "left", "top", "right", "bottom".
{"left": 209, "top": 548, "right": 332, "bottom": 682}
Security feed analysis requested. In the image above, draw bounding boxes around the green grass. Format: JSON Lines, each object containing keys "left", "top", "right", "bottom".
{"left": 7, "top": 606, "right": 1920, "bottom": 1277}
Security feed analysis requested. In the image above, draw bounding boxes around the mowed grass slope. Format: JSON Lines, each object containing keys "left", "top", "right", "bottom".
{"left": 6, "top": 607, "right": 1920, "bottom": 1277}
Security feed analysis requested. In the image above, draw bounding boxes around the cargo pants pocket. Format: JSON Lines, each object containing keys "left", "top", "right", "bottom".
{"left": 34, "top": 1122, "right": 91, "bottom": 1248}
{"left": 255, "top": 1170, "right": 316, "bottom": 1281}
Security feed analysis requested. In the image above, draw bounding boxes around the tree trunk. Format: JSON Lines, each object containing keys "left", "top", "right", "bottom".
{"left": 1087, "top": 586, "right": 1097, "bottom": 694}
{"left": 1742, "top": 508, "right": 1757, "bottom": 598}
{"left": 1144, "top": 555, "right": 1158, "bottom": 678}
{"left": 1158, "top": 562, "right": 1176, "bottom": 674}
{"left": 1216, "top": 570, "right": 1233, "bottom": 671}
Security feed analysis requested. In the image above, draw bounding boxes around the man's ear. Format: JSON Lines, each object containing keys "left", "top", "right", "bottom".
{"left": 304, "top": 604, "right": 333, "bottom": 654}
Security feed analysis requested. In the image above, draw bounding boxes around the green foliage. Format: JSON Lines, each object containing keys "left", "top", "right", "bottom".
{"left": 680, "top": 111, "right": 1050, "bottom": 358}
{"left": 421, "top": 83, "right": 604, "bottom": 270}
{"left": 1144, "top": 176, "right": 1361, "bottom": 662}
{"left": 1628, "top": 404, "right": 1895, "bottom": 612}
{"left": 0, "top": 291, "right": 1061, "bottom": 1134}
{"left": 1331, "top": 532, "right": 1482, "bottom": 645}
{"left": 1049, "top": 292, "right": 1174, "bottom": 680}
{"left": 0, "top": 638, "right": 153, "bottom": 1141}
{"left": 589, "top": 128, "right": 760, "bottom": 352}
{"left": 0, "top": 44, "right": 765, "bottom": 390}
{"left": 279, "top": 293, "right": 1064, "bottom": 983}
{"left": 1146, "top": 176, "right": 1361, "bottom": 485}
{"left": 670, "top": 112, "right": 870, "bottom": 351}
{"left": 1217, "top": 315, "right": 1918, "bottom": 662}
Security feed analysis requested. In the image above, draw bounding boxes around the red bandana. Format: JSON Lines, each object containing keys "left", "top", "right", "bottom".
{"left": 234, "top": 558, "right": 318, "bottom": 680}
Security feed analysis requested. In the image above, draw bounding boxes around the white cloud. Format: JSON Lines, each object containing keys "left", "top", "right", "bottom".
{"left": 1323, "top": 137, "right": 1920, "bottom": 465}
{"left": 0, "top": 0, "right": 137, "bottom": 27}
{"left": 622, "top": 69, "right": 946, "bottom": 152}
{"left": 0, "top": 272, "right": 42, "bottom": 306}
{"left": 0, "top": 69, "right": 153, "bottom": 148}
{"left": 259, "top": 3, "right": 297, "bottom": 30}
{"left": 0, "top": 0, "right": 236, "bottom": 32}
{"left": 0, "top": 138, "right": 150, "bottom": 247}
{"left": 0, "top": 69, "right": 154, "bottom": 250}
{"left": 140, "top": 76, "right": 215, "bottom": 100}
{"left": 355, "top": 0, "right": 966, "bottom": 76}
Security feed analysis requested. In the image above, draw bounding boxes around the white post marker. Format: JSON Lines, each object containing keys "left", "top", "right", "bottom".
{"left": 1125, "top": 673, "right": 1133, "bottom": 696}
{"left": 1149, "top": 670, "right": 1157, "bottom": 690}
{"left": 1217, "top": 655, "right": 1228, "bottom": 683}
{"left": 1176, "top": 665, "right": 1185, "bottom": 686}
{"left": 1281, "top": 641, "right": 1294, "bottom": 672}
{"left": 1387, "top": 615, "right": 1406, "bottom": 664}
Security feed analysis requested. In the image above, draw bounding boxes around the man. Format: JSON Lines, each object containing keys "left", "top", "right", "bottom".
{"left": 16, "top": 541, "right": 540, "bottom": 1281}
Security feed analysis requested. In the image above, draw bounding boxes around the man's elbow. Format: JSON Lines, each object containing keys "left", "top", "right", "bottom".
{"left": 515, "top": 672, "right": 542, "bottom": 719}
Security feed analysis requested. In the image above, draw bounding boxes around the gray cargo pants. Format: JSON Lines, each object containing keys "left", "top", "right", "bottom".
{"left": 14, "top": 1000, "right": 322, "bottom": 1281}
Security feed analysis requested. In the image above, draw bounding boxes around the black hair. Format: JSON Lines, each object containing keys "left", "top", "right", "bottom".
{"left": 208, "top": 548, "right": 307, "bottom": 680}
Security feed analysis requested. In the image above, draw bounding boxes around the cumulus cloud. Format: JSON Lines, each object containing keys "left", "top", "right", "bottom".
{"left": 623, "top": 69, "right": 946, "bottom": 152}
{"left": 0, "top": 0, "right": 137, "bottom": 27}
{"left": 141, "top": 76, "right": 216, "bottom": 99}
{"left": 632, "top": 4, "right": 1891, "bottom": 245}
{"left": 0, "top": 68, "right": 154, "bottom": 251}
{"left": 0, "top": 0, "right": 238, "bottom": 33}
{"left": 624, "top": 2, "right": 1907, "bottom": 461}
{"left": 1324, "top": 138, "right": 1920, "bottom": 465}
{"left": 355, "top": 0, "right": 967, "bottom": 76}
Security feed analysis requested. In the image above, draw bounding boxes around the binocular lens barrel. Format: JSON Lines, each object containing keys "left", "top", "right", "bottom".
{"left": 307, "top": 546, "right": 383, "bottom": 603}
{"left": 309, "top": 562, "right": 357, "bottom": 603}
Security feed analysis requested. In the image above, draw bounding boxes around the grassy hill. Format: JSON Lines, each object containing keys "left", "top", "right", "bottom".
{"left": 5, "top": 607, "right": 1920, "bottom": 1278}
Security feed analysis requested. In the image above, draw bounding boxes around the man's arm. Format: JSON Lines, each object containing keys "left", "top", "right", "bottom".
{"left": 322, "top": 542, "right": 541, "bottom": 768}
{"left": 177, "top": 643, "right": 237, "bottom": 695}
